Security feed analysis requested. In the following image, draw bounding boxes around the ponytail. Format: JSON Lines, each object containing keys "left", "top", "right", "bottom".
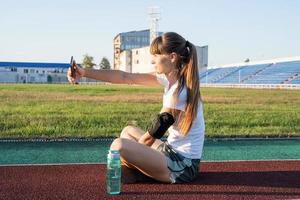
{"left": 176, "top": 42, "right": 200, "bottom": 136}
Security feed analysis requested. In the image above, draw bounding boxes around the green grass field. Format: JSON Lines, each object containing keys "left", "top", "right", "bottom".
{"left": 0, "top": 84, "right": 299, "bottom": 139}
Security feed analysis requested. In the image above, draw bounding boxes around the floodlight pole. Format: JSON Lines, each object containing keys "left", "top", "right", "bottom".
{"left": 148, "top": 6, "right": 161, "bottom": 43}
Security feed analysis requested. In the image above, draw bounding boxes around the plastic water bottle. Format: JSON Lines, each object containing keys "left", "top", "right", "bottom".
{"left": 106, "top": 150, "right": 121, "bottom": 195}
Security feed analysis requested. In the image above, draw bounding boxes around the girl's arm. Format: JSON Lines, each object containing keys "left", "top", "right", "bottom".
{"left": 138, "top": 107, "right": 182, "bottom": 146}
{"left": 138, "top": 131, "right": 156, "bottom": 146}
{"left": 84, "top": 68, "right": 160, "bottom": 86}
{"left": 67, "top": 62, "right": 160, "bottom": 86}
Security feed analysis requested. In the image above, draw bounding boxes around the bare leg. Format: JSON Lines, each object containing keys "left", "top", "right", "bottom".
{"left": 119, "top": 125, "right": 165, "bottom": 175}
{"left": 110, "top": 138, "right": 171, "bottom": 183}
{"left": 119, "top": 125, "right": 144, "bottom": 141}
{"left": 120, "top": 125, "right": 163, "bottom": 149}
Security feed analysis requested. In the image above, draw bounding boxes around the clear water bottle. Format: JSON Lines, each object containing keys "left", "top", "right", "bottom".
{"left": 106, "top": 150, "right": 121, "bottom": 195}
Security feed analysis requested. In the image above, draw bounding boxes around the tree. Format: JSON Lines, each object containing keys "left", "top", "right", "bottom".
{"left": 82, "top": 54, "right": 95, "bottom": 69}
{"left": 100, "top": 57, "right": 111, "bottom": 70}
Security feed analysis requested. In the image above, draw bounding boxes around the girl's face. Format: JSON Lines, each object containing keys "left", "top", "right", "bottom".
{"left": 151, "top": 53, "right": 176, "bottom": 75}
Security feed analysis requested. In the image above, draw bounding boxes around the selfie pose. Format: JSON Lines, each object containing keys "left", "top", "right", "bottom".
{"left": 68, "top": 32, "right": 205, "bottom": 184}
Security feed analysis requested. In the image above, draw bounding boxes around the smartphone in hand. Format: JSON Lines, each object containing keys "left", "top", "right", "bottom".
{"left": 70, "top": 56, "right": 79, "bottom": 84}
{"left": 70, "top": 56, "right": 76, "bottom": 77}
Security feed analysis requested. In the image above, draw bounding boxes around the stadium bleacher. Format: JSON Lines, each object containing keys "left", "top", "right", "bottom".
{"left": 289, "top": 76, "right": 300, "bottom": 84}
{"left": 200, "top": 67, "right": 238, "bottom": 83}
{"left": 200, "top": 60, "right": 300, "bottom": 85}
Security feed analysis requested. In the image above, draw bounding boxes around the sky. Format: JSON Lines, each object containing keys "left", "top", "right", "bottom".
{"left": 0, "top": 0, "right": 299, "bottom": 66}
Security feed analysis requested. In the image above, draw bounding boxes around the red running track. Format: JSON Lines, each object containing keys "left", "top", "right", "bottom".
{"left": 1, "top": 161, "right": 300, "bottom": 200}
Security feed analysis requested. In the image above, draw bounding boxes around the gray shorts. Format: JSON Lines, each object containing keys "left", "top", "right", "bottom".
{"left": 156, "top": 142, "right": 200, "bottom": 184}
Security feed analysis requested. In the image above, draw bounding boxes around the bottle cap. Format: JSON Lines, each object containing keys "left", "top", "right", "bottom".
{"left": 108, "top": 150, "right": 120, "bottom": 159}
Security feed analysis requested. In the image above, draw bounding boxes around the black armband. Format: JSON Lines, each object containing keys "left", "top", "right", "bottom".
{"left": 147, "top": 112, "right": 175, "bottom": 139}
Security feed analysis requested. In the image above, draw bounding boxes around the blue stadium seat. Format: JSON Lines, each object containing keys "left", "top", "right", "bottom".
{"left": 200, "top": 60, "right": 300, "bottom": 85}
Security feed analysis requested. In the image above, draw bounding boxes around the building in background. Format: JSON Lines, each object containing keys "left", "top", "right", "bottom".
{"left": 113, "top": 29, "right": 163, "bottom": 70}
{"left": 114, "top": 30, "right": 209, "bottom": 73}
{"left": 131, "top": 46, "right": 152, "bottom": 73}
{"left": 197, "top": 45, "right": 208, "bottom": 71}
{"left": 0, "top": 62, "right": 69, "bottom": 83}
{"left": 0, "top": 62, "right": 103, "bottom": 83}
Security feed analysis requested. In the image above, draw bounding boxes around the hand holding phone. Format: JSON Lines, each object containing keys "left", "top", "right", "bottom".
{"left": 69, "top": 56, "right": 79, "bottom": 84}
{"left": 70, "top": 56, "right": 76, "bottom": 78}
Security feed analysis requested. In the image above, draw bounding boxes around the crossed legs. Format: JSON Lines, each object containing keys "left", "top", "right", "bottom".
{"left": 110, "top": 126, "right": 170, "bottom": 183}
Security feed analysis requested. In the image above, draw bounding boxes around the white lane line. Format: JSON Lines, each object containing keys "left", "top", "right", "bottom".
{"left": 0, "top": 159, "right": 300, "bottom": 167}
{"left": 0, "top": 162, "right": 104, "bottom": 167}
{"left": 202, "top": 159, "right": 300, "bottom": 162}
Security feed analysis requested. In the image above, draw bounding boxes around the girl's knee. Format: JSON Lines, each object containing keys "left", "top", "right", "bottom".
{"left": 110, "top": 138, "right": 133, "bottom": 153}
{"left": 110, "top": 138, "right": 123, "bottom": 151}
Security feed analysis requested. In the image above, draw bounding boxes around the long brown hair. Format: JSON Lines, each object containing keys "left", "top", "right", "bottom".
{"left": 150, "top": 32, "right": 201, "bottom": 135}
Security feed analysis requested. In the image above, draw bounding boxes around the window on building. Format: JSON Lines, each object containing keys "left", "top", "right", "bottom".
{"left": 136, "top": 60, "right": 139, "bottom": 64}
{"left": 24, "top": 69, "right": 28, "bottom": 73}
{"left": 136, "top": 50, "right": 139, "bottom": 55}
{"left": 30, "top": 69, "right": 35, "bottom": 73}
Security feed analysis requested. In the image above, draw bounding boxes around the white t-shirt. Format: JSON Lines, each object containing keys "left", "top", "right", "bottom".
{"left": 156, "top": 73, "right": 205, "bottom": 159}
